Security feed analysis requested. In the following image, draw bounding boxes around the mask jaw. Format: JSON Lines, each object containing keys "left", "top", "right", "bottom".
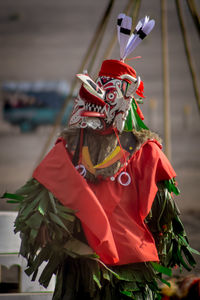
{"left": 112, "top": 93, "right": 132, "bottom": 133}
{"left": 69, "top": 62, "right": 145, "bottom": 133}
{"left": 113, "top": 112, "right": 126, "bottom": 133}
{"left": 99, "top": 80, "right": 132, "bottom": 133}
{"left": 68, "top": 84, "right": 108, "bottom": 129}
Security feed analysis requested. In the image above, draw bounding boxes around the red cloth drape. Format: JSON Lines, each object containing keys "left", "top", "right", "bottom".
{"left": 33, "top": 137, "right": 176, "bottom": 265}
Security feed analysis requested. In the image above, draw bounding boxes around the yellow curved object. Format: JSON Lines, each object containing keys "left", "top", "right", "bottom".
{"left": 94, "top": 146, "right": 121, "bottom": 169}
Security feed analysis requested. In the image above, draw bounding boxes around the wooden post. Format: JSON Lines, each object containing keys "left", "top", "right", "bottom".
{"left": 176, "top": 0, "right": 200, "bottom": 112}
{"left": 161, "top": 0, "right": 171, "bottom": 160}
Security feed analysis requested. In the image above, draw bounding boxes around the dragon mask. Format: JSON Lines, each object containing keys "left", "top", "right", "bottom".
{"left": 69, "top": 15, "right": 155, "bottom": 133}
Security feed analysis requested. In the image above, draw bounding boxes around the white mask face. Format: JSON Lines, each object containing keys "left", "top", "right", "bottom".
{"left": 69, "top": 75, "right": 131, "bottom": 133}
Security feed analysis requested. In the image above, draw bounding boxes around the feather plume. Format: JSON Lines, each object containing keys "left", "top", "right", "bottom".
{"left": 117, "top": 14, "right": 132, "bottom": 60}
{"left": 117, "top": 14, "right": 155, "bottom": 60}
{"left": 117, "top": 13, "right": 125, "bottom": 44}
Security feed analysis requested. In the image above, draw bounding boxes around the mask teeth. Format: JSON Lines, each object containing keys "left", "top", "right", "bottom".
{"left": 85, "top": 103, "right": 103, "bottom": 113}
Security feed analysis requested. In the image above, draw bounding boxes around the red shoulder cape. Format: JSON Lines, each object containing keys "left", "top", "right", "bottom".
{"left": 33, "top": 137, "right": 176, "bottom": 265}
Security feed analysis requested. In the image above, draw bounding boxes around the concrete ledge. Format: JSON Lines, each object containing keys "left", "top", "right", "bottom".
{"left": 0, "top": 293, "right": 53, "bottom": 299}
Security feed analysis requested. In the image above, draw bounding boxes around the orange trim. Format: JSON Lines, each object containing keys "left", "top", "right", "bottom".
{"left": 82, "top": 146, "right": 96, "bottom": 174}
{"left": 95, "top": 150, "right": 124, "bottom": 169}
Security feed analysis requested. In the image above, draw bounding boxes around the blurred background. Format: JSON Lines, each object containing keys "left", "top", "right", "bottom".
{"left": 0, "top": 0, "right": 199, "bottom": 275}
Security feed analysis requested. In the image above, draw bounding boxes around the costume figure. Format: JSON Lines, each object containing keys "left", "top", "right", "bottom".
{"left": 4, "top": 14, "right": 199, "bottom": 300}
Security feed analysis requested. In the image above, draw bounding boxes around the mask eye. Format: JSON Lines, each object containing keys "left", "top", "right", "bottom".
{"left": 106, "top": 90, "right": 117, "bottom": 102}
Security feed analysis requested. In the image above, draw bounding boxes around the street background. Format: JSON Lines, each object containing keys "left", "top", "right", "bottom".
{"left": 0, "top": 0, "right": 199, "bottom": 272}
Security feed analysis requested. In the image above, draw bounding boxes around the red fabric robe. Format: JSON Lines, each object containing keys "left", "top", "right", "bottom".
{"left": 33, "top": 137, "right": 176, "bottom": 265}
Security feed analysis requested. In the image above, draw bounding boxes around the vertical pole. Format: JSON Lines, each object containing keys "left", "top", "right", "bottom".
{"left": 176, "top": 0, "right": 200, "bottom": 112}
{"left": 161, "top": 0, "right": 171, "bottom": 160}
{"left": 186, "top": 0, "right": 200, "bottom": 38}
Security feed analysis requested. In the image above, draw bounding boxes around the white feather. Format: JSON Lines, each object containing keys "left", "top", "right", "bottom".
{"left": 143, "top": 19, "right": 155, "bottom": 35}
{"left": 117, "top": 13, "right": 125, "bottom": 45}
{"left": 119, "top": 16, "right": 132, "bottom": 60}
{"left": 120, "top": 15, "right": 155, "bottom": 59}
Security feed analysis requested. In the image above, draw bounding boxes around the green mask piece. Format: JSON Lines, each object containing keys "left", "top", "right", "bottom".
{"left": 124, "top": 98, "right": 149, "bottom": 132}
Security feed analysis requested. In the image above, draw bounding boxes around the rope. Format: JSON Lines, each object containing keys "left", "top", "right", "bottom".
{"left": 175, "top": 0, "right": 200, "bottom": 112}
{"left": 36, "top": 0, "right": 116, "bottom": 164}
{"left": 113, "top": 127, "right": 127, "bottom": 171}
{"left": 130, "top": 0, "right": 142, "bottom": 32}
{"left": 87, "top": 1, "right": 114, "bottom": 74}
{"left": 186, "top": 0, "right": 200, "bottom": 37}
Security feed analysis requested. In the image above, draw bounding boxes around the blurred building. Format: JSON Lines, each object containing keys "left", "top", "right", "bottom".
{"left": 0, "top": 0, "right": 199, "bottom": 294}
